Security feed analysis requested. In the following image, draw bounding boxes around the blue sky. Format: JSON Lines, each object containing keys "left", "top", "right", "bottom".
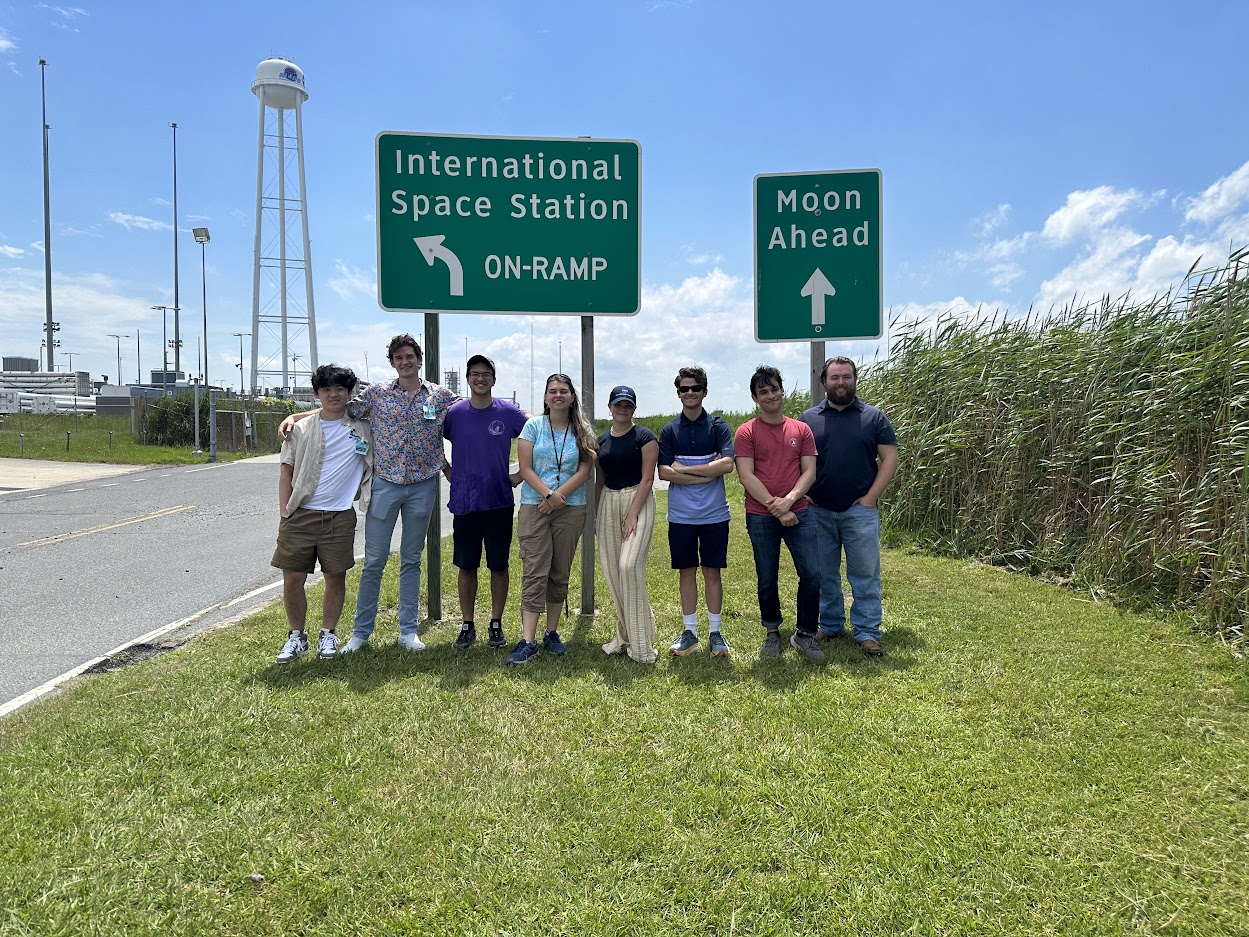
{"left": 2, "top": 0, "right": 1248, "bottom": 414}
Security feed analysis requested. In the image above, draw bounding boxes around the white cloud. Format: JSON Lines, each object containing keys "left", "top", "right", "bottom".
{"left": 1185, "top": 160, "right": 1249, "bottom": 226}
{"left": 108, "top": 212, "right": 172, "bottom": 232}
{"left": 680, "top": 243, "right": 725, "bottom": 266}
{"left": 326, "top": 260, "right": 376, "bottom": 301}
{"left": 0, "top": 27, "right": 17, "bottom": 53}
{"left": 987, "top": 262, "right": 1024, "bottom": 291}
{"left": 1040, "top": 186, "right": 1154, "bottom": 244}
{"left": 974, "top": 203, "right": 1011, "bottom": 238}
{"left": 1035, "top": 227, "right": 1152, "bottom": 311}
{"left": 0, "top": 266, "right": 160, "bottom": 378}
{"left": 0, "top": 245, "right": 26, "bottom": 258}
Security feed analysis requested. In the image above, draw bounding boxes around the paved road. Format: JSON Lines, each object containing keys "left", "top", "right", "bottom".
{"left": 0, "top": 456, "right": 458, "bottom": 710}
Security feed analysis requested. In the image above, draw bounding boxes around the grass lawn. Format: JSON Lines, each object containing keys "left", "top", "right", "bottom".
{"left": 1, "top": 489, "right": 1247, "bottom": 936}
{"left": 0, "top": 414, "right": 245, "bottom": 465}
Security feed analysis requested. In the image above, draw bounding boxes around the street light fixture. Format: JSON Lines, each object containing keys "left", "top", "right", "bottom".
{"left": 63, "top": 351, "right": 79, "bottom": 371}
{"left": 107, "top": 333, "right": 129, "bottom": 386}
{"left": 151, "top": 305, "right": 176, "bottom": 394}
{"left": 232, "top": 331, "right": 251, "bottom": 395}
{"left": 193, "top": 227, "right": 210, "bottom": 387}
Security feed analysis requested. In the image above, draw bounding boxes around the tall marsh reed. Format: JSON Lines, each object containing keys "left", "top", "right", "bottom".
{"left": 864, "top": 249, "right": 1249, "bottom": 641}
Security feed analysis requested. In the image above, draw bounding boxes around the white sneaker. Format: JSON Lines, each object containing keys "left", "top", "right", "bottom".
{"left": 317, "top": 629, "right": 339, "bottom": 659}
{"left": 276, "top": 631, "right": 309, "bottom": 664}
{"left": 398, "top": 633, "right": 426, "bottom": 652}
{"left": 341, "top": 635, "right": 369, "bottom": 654}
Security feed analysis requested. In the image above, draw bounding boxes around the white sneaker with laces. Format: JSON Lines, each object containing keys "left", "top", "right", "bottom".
{"left": 276, "top": 631, "right": 309, "bottom": 664}
{"left": 341, "top": 635, "right": 369, "bottom": 654}
{"left": 317, "top": 629, "right": 339, "bottom": 659}
{"left": 398, "top": 633, "right": 427, "bottom": 652}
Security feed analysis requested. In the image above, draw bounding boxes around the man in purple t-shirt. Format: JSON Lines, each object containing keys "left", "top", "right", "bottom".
{"left": 443, "top": 354, "right": 528, "bottom": 649}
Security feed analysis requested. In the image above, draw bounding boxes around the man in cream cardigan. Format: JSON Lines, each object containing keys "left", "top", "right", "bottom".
{"left": 272, "top": 364, "right": 374, "bottom": 664}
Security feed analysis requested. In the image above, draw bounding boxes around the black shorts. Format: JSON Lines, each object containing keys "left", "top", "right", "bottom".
{"left": 452, "top": 507, "right": 515, "bottom": 572}
{"left": 668, "top": 520, "right": 729, "bottom": 570}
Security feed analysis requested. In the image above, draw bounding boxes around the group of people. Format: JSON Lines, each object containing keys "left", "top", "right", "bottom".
{"left": 270, "top": 332, "right": 898, "bottom": 669}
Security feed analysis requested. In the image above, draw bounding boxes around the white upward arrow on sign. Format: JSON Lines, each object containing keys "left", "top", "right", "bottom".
{"left": 414, "top": 235, "right": 465, "bottom": 297}
{"left": 800, "top": 268, "right": 835, "bottom": 327}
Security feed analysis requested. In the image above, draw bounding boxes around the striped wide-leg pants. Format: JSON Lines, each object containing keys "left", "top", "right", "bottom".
{"left": 596, "top": 485, "right": 657, "bottom": 663}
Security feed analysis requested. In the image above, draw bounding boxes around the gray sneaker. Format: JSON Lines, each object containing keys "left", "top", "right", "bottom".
{"left": 276, "top": 631, "right": 309, "bottom": 665}
{"left": 761, "top": 630, "right": 782, "bottom": 659}
{"left": 790, "top": 632, "right": 826, "bottom": 661}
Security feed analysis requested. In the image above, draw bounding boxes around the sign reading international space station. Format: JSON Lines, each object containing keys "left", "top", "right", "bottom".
{"left": 754, "top": 169, "right": 882, "bottom": 342}
{"left": 376, "top": 132, "right": 641, "bottom": 315}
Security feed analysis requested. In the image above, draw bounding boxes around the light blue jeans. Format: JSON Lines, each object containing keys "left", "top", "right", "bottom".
{"left": 808, "top": 502, "right": 883, "bottom": 643}
{"left": 352, "top": 476, "right": 437, "bottom": 641}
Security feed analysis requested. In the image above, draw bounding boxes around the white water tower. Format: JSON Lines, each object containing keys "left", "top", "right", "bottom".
{"left": 249, "top": 57, "right": 319, "bottom": 395}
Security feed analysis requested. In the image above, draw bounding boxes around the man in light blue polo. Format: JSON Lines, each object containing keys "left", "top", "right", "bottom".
{"left": 657, "top": 366, "right": 736, "bottom": 657}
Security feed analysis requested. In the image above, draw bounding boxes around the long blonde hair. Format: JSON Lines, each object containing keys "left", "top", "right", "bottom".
{"left": 543, "top": 373, "right": 598, "bottom": 462}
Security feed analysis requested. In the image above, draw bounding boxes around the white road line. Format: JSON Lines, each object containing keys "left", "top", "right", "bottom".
{"left": 68, "top": 488, "right": 85, "bottom": 492}
{"left": 26, "top": 494, "right": 47, "bottom": 499}
{"left": 0, "top": 576, "right": 286, "bottom": 721}
{"left": 99, "top": 483, "right": 118, "bottom": 487}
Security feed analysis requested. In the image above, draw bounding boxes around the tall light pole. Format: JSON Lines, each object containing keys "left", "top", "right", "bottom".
{"left": 63, "top": 351, "right": 78, "bottom": 371}
{"left": 135, "top": 329, "right": 141, "bottom": 384}
{"left": 232, "top": 332, "right": 250, "bottom": 394}
{"left": 152, "top": 305, "right": 171, "bottom": 394}
{"left": 107, "top": 334, "right": 128, "bottom": 385}
{"left": 193, "top": 227, "right": 210, "bottom": 386}
{"left": 170, "top": 122, "right": 182, "bottom": 373}
{"left": 40, "top": 58, "right": 55, "bottom": 373}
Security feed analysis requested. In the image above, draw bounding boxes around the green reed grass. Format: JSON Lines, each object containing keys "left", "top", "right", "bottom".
{"left": 863, "top": 249, "right": 1249, "bottom": 643}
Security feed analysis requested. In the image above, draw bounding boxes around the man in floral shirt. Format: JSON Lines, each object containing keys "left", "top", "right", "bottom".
{"left": 282, "top": 334, "right": 457, "bottom": 652}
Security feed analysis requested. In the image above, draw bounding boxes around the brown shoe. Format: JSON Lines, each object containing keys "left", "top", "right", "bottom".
{"left": 815, "top": 630, "right": 845, "bottom": 643}
{"left": 858, "top": 638, "right": 885, "bottom": 658}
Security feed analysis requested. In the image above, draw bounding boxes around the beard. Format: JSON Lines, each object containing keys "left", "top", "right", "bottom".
{"left": 827, "top": 384, "right": 855, "bottom": 405}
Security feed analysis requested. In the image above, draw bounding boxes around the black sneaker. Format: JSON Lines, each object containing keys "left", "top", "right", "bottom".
{"left": 487, "top": 619, "right": 506, "bottom": 648}
{"left": 454, "top": 624, "right": 476, "bottom": 649}
{"left": 543, "top": 630, "right": 567, "bottom": 655}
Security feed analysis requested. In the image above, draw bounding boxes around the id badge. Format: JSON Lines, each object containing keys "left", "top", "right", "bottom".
{"left": 353, "top": 437, "right": 369, "bottom": 456}
{"left": 422, "top": 403, "right": 437, "bottom": 420}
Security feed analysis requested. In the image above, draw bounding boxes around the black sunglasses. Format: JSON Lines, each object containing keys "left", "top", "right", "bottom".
{"left": 677, "top": 384, "right": 706, "bottom": 393}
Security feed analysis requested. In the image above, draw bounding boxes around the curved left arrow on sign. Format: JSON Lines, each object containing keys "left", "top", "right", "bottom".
{"left": 413, "top": 235, "right": 465, "bottom": 297}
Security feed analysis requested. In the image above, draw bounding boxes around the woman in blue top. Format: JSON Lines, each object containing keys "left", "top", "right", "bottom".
{"left": 508, "top": 373, "right": 597, "bottom": 666}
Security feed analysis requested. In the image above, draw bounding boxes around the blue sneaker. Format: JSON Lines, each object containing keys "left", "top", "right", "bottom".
{"left": 506, "top": 640, "right": 539, "bottom": 666}
{"left": 543, "top": 630, "right": 567, "bottom": 655}
{"left": 708, "top": 631, "right": 731, "bottom": 657}
{"left": 668, "top": 629, "right": 700, "bottom": 656}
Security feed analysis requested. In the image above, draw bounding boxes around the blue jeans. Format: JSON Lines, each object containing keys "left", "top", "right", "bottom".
{"left": 809, "top": 502, "right": 882, "bottom": 642}
{"left": 353, "top": 476, "right": 437, "bottom": 640}
{"left": 744, "top": 510, "right": 822, "bottom": 636}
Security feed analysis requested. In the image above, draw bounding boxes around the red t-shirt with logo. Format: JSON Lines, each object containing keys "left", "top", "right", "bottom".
{"left": 733, "top": 416, "right": 818, "bottom": 516}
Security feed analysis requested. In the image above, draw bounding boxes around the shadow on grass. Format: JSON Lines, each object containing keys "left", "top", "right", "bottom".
{"left": 247, "top": 621, "right": 924, "bottom": 695}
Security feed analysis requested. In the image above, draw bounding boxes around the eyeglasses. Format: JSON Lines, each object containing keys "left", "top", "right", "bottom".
{"left": 466, "top": 371, "right": 493, "bottom": 379}
{"left": 678, "top": 384, "right": 706, "bottom": 394}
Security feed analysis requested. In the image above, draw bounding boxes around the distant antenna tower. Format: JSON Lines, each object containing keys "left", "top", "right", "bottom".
{"left": 250, "top": 57, "right": 318, "bottom": 394}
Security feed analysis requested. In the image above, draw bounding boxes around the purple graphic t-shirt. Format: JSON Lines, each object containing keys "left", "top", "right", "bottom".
{"left": 443, "top": 398, "right": 528, "bottom": 514}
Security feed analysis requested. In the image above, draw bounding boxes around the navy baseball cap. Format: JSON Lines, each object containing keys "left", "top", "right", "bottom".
{"left": 609, "top": 385, "right": 637, "bottom": 406}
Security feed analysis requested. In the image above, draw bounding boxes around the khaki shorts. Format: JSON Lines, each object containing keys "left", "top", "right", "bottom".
{"left": 271, "top": 507, "right": 357, "bottom": 574}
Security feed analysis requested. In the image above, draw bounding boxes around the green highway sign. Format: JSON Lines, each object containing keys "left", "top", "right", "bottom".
{"left": 754, "top": 168, "right": 882, "bottom": 342}
{"left": 376, "top": 132, "right": 641, "bottom": 315}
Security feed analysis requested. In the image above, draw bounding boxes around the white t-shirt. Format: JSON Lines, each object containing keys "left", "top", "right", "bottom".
{"left": 303, "top": 418, "right": 365, "bottom": 510}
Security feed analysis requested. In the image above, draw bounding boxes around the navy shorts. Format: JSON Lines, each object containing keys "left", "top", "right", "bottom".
{"left": 452, "top": 507, "right": 515, "bottom": 572}
{"left": 668, "top": 520, "right": 729, "bottom": 570}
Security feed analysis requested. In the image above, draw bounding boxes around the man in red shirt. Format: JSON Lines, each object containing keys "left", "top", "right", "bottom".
{"left": 734, "top": 365, "right": 825, "bottom": 661}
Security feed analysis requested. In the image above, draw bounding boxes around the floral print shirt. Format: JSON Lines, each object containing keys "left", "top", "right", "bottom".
{"left": 349, "top": 379, "right": 458, "bottom": 485}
